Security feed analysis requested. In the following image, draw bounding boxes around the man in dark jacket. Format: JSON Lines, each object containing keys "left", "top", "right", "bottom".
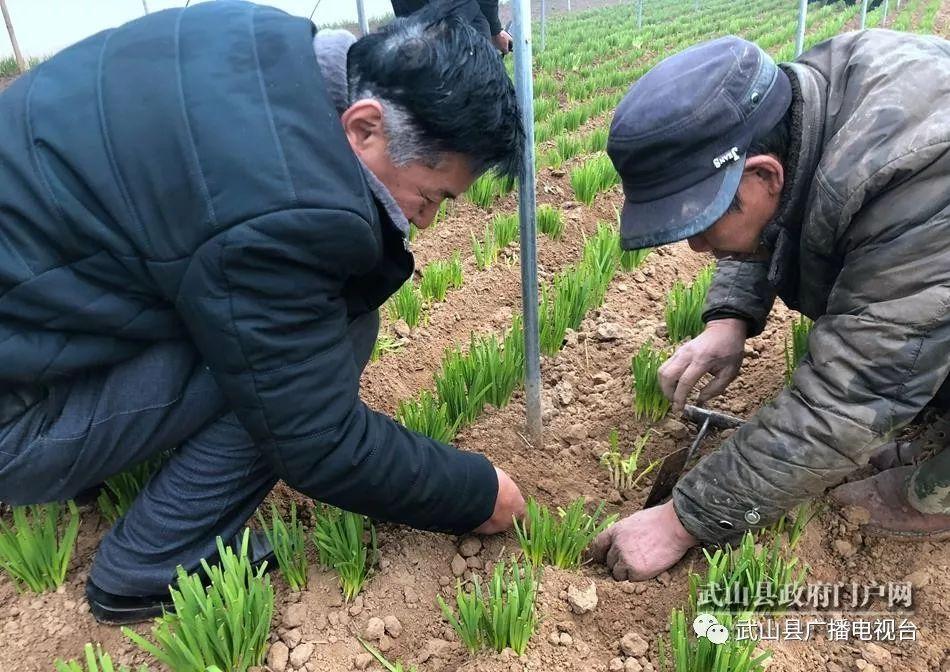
{"left": 594, "top": 31, "right": 950, "bottom": 580}
{"left": 0, "top": 1, "right": 526, "bottom": 622}
{"left": 392, "top": 0, "right": 512, "bottom": 53}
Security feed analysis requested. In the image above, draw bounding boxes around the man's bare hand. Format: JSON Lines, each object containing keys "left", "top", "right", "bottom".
{"left": 658, "top": 318, "right": 747, "bottom": 412}
{"left": 473, "top": 466, "right": 525, "bottom": 534}
{"left": 591, "top": 501, "right": 697, "bottom": 581}
{"left": 493, "top": 30, "right": 513, "bottom": 55}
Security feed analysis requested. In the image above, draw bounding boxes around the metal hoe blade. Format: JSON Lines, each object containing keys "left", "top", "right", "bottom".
{"left": 641, "top": 405, "right": 745, "bottom": 509}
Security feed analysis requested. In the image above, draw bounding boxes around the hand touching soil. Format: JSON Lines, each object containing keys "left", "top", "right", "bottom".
{"left": 473, "top": 466, "right": 526, "bottom": 534}
{"left": 591, "top": 501, "right": 698, "bottom": 581}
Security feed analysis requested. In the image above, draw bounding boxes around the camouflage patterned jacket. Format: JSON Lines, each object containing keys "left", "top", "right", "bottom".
{"left": 673, "top": 30, "right": 950, "bottom": 544}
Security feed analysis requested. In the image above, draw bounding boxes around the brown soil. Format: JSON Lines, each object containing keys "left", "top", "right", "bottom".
{"left": 935, "top": 0, "right": 950, "bottom": 33}
{"left": 0, "top": 76, "right": 15, "bottom": 93}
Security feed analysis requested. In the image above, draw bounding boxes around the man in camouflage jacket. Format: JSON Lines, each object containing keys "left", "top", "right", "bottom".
{"left": 594, "top": 30, "right": 950, "bottom": 580}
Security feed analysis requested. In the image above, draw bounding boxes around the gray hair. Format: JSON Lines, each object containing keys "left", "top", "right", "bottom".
{"left": 350, "top": 88, "right": 443, "bottom": 169}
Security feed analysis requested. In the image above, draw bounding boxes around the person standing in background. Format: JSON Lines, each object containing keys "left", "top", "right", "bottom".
{"left": 391, "top": 0, "right": 513, "bottom": 53}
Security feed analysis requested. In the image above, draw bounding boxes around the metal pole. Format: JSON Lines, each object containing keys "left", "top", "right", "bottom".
{"left": 513, "top": 0, "right": 542, "bottom": 446}
{"left": 540, "top": 0, "right": 546, "bottom": 52}
{"left": 356, "top": 0, "right": 369, "bottom": 36}
{"left": 637, "top": 0, "right": 643, "bottom": 30}
{"left": 567, "top": 0, "right": 571, "bottom": 11}
{"left": 860, "top": 0, "right": 869, "bottom": 29}
{"left": 882, "top": 0, "right": 888, "bottom": 25}
{"left": 0, "top": 0, "right": 25, "bottom": 73}
{"left": 795, "top": 0, "right": 807, "bottom": 57}
{"left": 142, "top": 0, "right": 149, "bottom": 14}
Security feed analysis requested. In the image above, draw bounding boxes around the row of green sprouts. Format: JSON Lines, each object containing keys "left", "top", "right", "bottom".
{"left": 659, "top": 504, "right": 814, "bottom": 671}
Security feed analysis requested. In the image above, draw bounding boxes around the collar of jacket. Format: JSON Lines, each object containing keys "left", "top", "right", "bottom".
{"left": 313, "top": 29, "right": 411, "bottom": 239}
{"left": 762, "top": 62, "right": 828, "bottom": 302}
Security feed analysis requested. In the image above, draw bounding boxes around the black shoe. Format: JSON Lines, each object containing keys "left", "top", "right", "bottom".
{"left": 86, "top": 529, "right": 277, "bottom": 625}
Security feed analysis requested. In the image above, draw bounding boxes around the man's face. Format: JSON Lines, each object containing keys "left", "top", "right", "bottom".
{"left": 341, "top": 99, "right": 476, "bottom": 229}
{"left": 362, "top": 150, "right": 474, "bottom": 230}
{"left": 687, "top": 155, "right": 784, "bottom": 259}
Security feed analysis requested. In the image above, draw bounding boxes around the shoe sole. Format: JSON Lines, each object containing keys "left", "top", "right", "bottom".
{"left": 87, "top": 595, "right": 174, "bottom": 626}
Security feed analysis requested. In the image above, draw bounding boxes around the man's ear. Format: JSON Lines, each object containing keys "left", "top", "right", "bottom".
{"left": 744, "top": 154, "right": 784, "bottom": 196}
{"left": 341, "top": 99, "right": 387, "bottom": 155}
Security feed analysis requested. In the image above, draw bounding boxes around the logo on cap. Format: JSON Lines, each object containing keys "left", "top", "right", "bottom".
{"left": 713, "top": 146, "right": 740, "bottom": 169}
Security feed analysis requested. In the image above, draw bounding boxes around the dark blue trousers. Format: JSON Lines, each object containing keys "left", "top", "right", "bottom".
{"left": 0, "top": 311, "right": 379, "bottom": 596}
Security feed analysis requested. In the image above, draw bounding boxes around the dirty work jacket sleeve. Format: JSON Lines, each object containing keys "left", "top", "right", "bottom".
{"left": 702, "top": 257, "right": 777, "bottom": 338}
{"left": 675, "top": 207, "right": 950, "bottom": 544}
{"left": 175, "top": 208, "right": 498, "bottom": 534}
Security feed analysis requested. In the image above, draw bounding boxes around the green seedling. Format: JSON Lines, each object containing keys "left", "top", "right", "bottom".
{"left": 631, "top": 342, "right": 671, "bottom": 422}
{"left": 466, "top": 171, "right": 515, "bottom": 208}
{"left": 555, "top": 134, "right": 583, "bottom": 163}
{"left": 496, "top": 317, "right": 527, "bottom": 407}
{"left": 581, "top": 221, "right": 621, "bottom": 308}
{"left": 620, "top": 247, "right": 652, "bottom": 272}
{"left": 665, "top": 264, "right": 714, "bottom": 343}
{"left": 387, "top": 279, "right": 424, "bottom": 330}
{"left": 534, "top": 122, "right": 554, "bottom": 145}
{"left": 123, "top": 529, "right": 273, "bottom": 672}
{"left": 570, "top": 154, "right": 620, "bottom": 205}
{"left": 542, "top": 148, "right": 565, "bottom": 169}
{"left": 0, "top": 56, "right": 21, "bottom": 77}
{"left": 438, "top": 558, "right": 538, "bottom": 655}
{"left": 585, "top": 127, "right": 609, "bottom": 153}
{"left": 483, "top": 559, "right": 538, "bottom": 654}
{"left": 433, "top": 199, "right": 452, "bottom": 227}
{"left": 688, "top": 530, "right": 808, "bottom": 615}
{"left": 97, "top": 454, "right": 168, "bottom": 525}
{"left": 256, "top": 502, "right": 308, "bottom": 591}
{"left": 466, "top": 172, "right": 500, "bottom": 209}
{"left": 539, "top": 266, "right": 595, "bottom": 356}
{"left": 55, "top": 643, "right": 152, "bottom": 672}
{"left": 447, "top": 252, "right": 464, "bottom": 290}
{"left": 312, "top": 505, "right": 377, "bottom": 602}
{"left": 467, "top": 327, "right": 524, "bottom": 410}
{"left": 658, "top": 608, "right": 771, "bottom": 672}
{"left": 492, "top": 213, "right": 520, "bottom": 249}
{"left": 514, "top": 497, "right": 617, "bottom": 569}
{"left": 784, "top": 315, "right": 813, "bottom": 385}
{"left": 533, "top": 97, "right": 555, "bottom": 122}
{"left": 396, "top": 390, "right": 459, "bottom": 443}
{"left": 370, "top": 333, "right": 404, "bottom": 362}
{"left": 0, "top": 501, "right": 80, "bottom": 593}
{"left": 420, "top": 261, "right": 452, "bottom": 303}
{"left": 420, "top": 254, "right": 463, "bottom": 303}
{"left": 438, "top": 576, "right": 485, "bottom": 653}
{"left": 765, "top": 501, "right": 816, "bottom": 551}
{"left": 358, "top": 638, "right": 418, "bottom": 672}
{"left": 471, "top": 229, "right": 499, "bottom": 271}
{"left": 435, "top": 340, "right": 492, "bottom": 426}
{"left": 537, "top": 204, "right": 564, "bottom": 240}
{"left": 600, "top": 430, "right": 662, "bottom": 493}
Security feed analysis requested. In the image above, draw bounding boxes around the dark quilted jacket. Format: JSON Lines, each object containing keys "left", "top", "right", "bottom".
{"left": 0, "top": 1, "right": 496, "bottom": 534}
{"left": 676, "top": 30, "right": 950, "bottom": 543}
